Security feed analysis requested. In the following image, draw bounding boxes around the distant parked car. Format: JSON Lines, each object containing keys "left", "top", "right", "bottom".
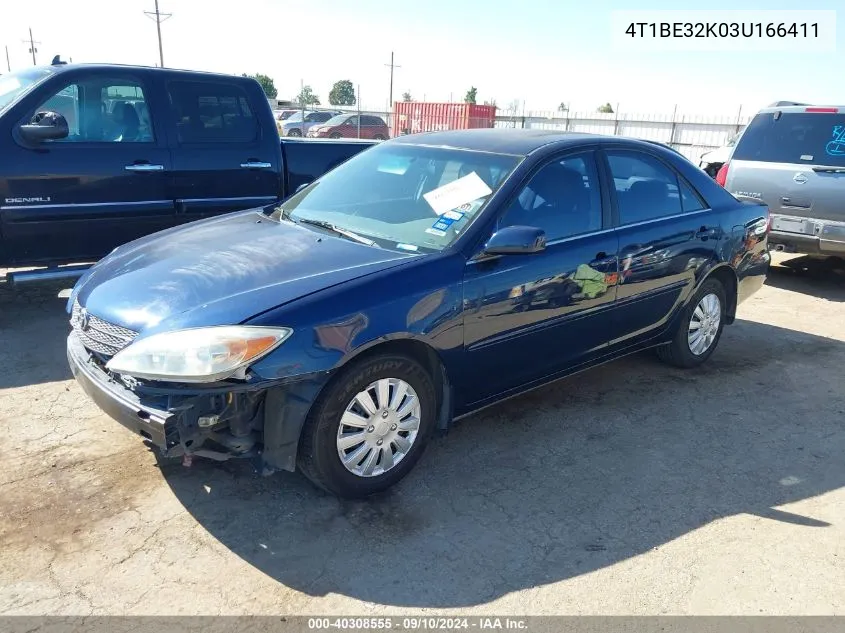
{"left": 280, "top": 110, "right": 339, "bottom": 137}
{"left": 308, "top": 114, "right": 389, "bottom": 140}
{"left": 718, "top": 104, "right": 845, "bottom": 258}
{"left": 699, "top": 133, "right": 740, "bottom": 178}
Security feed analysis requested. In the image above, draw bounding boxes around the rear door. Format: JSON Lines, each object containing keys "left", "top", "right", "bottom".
{"left": 167, "top": 79, "right": 280, "bottom": 221}
{"left": 728, "top": 109, "right": 845, "bottom": 244}
{"left": 1, "top": 69, "right": 174, "bottom": 266}
{"left": 603, "top": 148, "right": 719, "bottom": 348}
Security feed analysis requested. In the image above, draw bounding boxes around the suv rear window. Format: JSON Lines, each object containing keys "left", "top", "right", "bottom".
{"left": 733, "top": 111, "right": 845, "bottom": 166}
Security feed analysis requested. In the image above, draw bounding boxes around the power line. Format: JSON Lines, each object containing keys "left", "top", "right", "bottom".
{"left": 385, "top": 51, "right": 401, "bottom": 109}
{"left": 144, "top": 0, "right": 172, "bottom": 68}
{"left": 21, "top": 27, "right": 40, "bottom": 66}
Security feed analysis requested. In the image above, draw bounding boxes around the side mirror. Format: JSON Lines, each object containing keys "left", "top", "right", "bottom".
{"left": 480, "top": 226, "right": 546, "bottom": 257}
{"left": 19, "top": 111, "right": 69, "bottom": 143}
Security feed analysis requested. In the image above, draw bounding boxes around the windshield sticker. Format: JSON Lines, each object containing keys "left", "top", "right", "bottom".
{"left": 800, "top": 154, "right": 814, "bottom": 161}
{"left": 396, "top": 243, "right": 419, "bottom": 252}
{"left": 377, "top": 155, "right": 414, "bottom": 175}
{"left": 826, "top": 125, "right": 845, "bottom": 157}
{"left": 442, "top": 210, "right": 465, "bottom": 221}
{"left": 423, "top": 171, "right": 493, "bottom": 215}
{"left": 425, "top": 228, "right": 447, "bottom": 237}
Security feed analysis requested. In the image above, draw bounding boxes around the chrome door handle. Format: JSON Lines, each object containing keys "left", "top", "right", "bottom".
{"left": 125, "top": 164, "right": 164, "bottom": 172}
{"left": 240, "top": 161, "right": 272, "bottom": 169}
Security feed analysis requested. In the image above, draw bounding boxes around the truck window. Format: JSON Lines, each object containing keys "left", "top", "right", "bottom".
{"left": 733, "top": 111, "right": 845, "bottom": 166}
{"left": 35, "top": 78, "right": 154, "bottom": 143}
{"left": 168, "top": 81, "right": 258, "bottom": 143}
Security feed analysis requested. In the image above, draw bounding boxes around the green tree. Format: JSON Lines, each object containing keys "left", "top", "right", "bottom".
{"left": 597, "top": 102, "right": 614, "bottom": 113}
{"left": 401, "top": 91, "right": 412, "bottom": 102}
{"left": 464, "top": 86, "right": 478, "bottom": 104}
{"left": 328, "top": 80, "right": 356, "bottom": 106}
{"left": 242, "top": 73, "right": 277, "bottom": 99}
{"left": 295, "top": 85, "right": 321, "bottom": 106}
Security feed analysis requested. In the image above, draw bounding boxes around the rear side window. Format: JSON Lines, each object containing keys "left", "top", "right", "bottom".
{"left": 168, "top": 81, "right": 257, "bottom": 143}
{"left": 363, "top": 115, "right": 385, "bottom": 126}
{"left": 607, "top": 151, "right": 684, "bottom": 224}
{"left": 733, "top": 111, "right": 845, "bottom": 166}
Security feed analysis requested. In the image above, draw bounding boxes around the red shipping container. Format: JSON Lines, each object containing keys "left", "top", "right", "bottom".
{"left": 392, "top": 102, "right": 497, "bottom": 137}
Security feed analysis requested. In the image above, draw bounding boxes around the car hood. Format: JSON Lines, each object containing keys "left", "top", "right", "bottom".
{"left": 72, "top": 210, "right": 416, "bottom": 335}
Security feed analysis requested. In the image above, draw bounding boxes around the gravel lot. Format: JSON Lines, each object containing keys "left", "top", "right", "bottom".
{"left": 1, "top": 254, "right": 844, "bottom": 616}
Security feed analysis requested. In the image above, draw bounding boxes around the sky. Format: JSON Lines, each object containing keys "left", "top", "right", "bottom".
{"left": 0, "top": 0, "right": 843, "bottom": 116}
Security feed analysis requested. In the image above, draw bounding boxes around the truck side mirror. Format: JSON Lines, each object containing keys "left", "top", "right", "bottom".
{"left": 19, "top": 111, "right": 69, "bottom": 143}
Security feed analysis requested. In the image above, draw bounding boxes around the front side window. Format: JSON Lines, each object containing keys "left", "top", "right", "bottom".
{"left": 607, "top": 151, "right": 684, "bottom": 224}
{"left": 499, "top": 153, "right": 603, "bottom": 240}
{"left": 35, "top": 77, "right": 153, "bottom": 143}
{"left": 271, "top": 143, "right": 521, "bottom": 253}
{"left": 169, "top": 81, "right": 257, "bottom": 143}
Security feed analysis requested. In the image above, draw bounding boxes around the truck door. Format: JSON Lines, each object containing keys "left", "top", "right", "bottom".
{"left": 166, "top": 79, "right": 280, "bottom": 221}
{"left": 1, "top": 69, "right": 175, "bottom": 267}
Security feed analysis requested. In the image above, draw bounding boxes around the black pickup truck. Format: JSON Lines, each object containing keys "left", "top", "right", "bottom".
{"left": 0, "top": 61, "right": 375, "bottom": 282}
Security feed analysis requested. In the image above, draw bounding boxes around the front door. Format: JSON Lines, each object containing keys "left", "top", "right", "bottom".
{"left": 461, "top": 150, "right": 619, "bottom": 407}
{"left": 166, "top": 79, "right": 280, "bottom": 221}
{"left": 603, "top": 148, "right": 720, "bottom": 347}
{"left": 2, "top": 70, "right": 174, "bottom": 266}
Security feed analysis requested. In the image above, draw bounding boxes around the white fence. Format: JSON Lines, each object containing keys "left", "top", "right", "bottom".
{"left": 494, "top": 109, "right": 753, "bottom": 162}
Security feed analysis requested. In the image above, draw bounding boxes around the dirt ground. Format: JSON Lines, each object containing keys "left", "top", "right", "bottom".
{"left": 1, "top": 253, "right": 844, "bottom": 616}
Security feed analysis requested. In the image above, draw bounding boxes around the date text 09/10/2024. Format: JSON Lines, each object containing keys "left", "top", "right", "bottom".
{"left": 624, "top": 22, "right": 819, "bottom": 38}
{"left": 307, "top": 617, "right": 528, "bottom": 630}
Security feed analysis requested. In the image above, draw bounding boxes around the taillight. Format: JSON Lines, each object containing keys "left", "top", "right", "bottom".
{"left": 805, "top": 107, "right": 838, "bottom": 113}
{"left": 715, "top": 161, "right": 729, "bottom": 187}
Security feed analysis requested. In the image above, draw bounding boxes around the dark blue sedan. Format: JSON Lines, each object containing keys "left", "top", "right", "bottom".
{"left": 66, "top": 129, "right": 770, "bottom": 498}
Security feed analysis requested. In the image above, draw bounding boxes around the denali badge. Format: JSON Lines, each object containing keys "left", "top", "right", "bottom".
{"left": 4, "top": 196, "right": 52, "bottom": 204}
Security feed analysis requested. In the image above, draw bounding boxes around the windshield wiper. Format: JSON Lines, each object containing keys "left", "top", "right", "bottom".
{"left": 296, "top": 218, "right": 377, "bottom": 247}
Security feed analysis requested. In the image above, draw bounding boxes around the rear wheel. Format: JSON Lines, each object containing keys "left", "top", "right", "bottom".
{"left": 287, "top": 128, "right": 302, "bottom": 137}
{"left": 329, "top": 132, "right": 342, "bottom": 139}
{"left": 374, "top": 134, "right": 386, "bottom": 141}
{"left": 656, "top": 278, "right": 726, "bottom": 368}
{"left": 297, "top": 354, "right": 436, "bottom": 498}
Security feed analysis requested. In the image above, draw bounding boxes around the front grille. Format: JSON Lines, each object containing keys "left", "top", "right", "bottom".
{"left": 70, "top": 299, "right": 138, "bottom": 357}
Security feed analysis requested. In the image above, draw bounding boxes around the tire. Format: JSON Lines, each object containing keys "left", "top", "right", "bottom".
{"left": 374, "top": 134, "right": 386, "bottom": 141}
{"left": 329, "top": 132, "right": 342, "bottom": 139}
{"left": 656, "top": 278, "right": 727, "bottom": 368}
{"left": 297, "top": 354, "right": 436, "bottom": 498}
{"left": 287, "top": 128, "right": 302, "bottom": 137}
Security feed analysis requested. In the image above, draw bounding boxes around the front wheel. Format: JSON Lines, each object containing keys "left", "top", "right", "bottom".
{"left": 297, "top": 354, "right": 436, "bottom": 498}
{"left": 656, "top": 278, "right": 727, "bottom": 368}
{"left": 287, "top": 128, "right": 302, "bottom": 137}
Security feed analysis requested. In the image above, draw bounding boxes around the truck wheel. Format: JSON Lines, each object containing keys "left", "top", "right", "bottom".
{"left": 297, "top": 354, "right": 436, "bottom": 498}
{"left": 656, "top": 278, "right": 726, "bottom": 368}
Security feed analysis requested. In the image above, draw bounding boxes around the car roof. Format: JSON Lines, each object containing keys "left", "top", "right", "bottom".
{"left": 43, "top": 62, "right": 255, "bottom": 83}
{"left": 389, "top": 128, "right": 664, "bottom": 156}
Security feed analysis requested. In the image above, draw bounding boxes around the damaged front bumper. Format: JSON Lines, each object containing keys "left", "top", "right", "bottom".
{"left": 67, "top": 332, "right": 327, "bottom": 471}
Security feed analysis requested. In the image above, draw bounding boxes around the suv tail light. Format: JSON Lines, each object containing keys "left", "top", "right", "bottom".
{"left": 805, "top": 107, "right": 838, "bottom": 113}
{"left": 715, "top": 161, "right": 729, "bottom": 187}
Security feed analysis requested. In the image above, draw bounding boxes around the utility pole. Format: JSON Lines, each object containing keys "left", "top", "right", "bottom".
{"left": 384, "top": 51, "right": 401, "bottom": 110}
{"left": 5, "top": 45, "right": 10, "bottom": 72}
{"left": 144, "top": 0, "right": 172, "bottom": 68}
{"left": 22, "top": 28, "right": 40, "bottom": 66}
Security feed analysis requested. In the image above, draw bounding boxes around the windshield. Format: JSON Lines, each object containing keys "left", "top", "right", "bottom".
{"left": 733, "top": 111, "right": 845, "bottom": 167}
{"left": 323, "top": 114, "right": 349, "bottom": 126}
{"left": 271, "top": 143, "right": 522, "bottom": 253}
{"left": 285, "top": 111, "right": 307, "bottom": 123}
{"left": 0, "top": 68, "right": 52, "bottom": 113}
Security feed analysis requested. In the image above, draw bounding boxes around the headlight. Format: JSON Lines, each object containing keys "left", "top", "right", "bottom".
{"left": 106, "top": 326, "right": 292, "bottom": 383}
